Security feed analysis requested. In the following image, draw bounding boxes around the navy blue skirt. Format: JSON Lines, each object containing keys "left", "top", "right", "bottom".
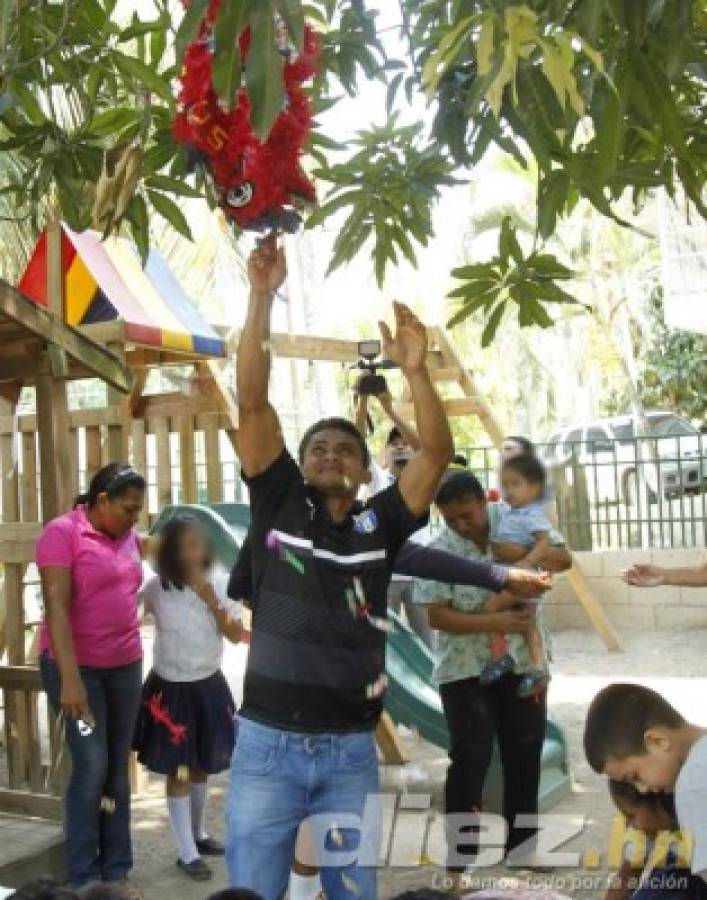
{"left": 133, "top": 668, "right": 237, "bottom": 776}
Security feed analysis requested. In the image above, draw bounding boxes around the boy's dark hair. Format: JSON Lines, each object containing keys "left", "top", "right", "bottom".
{"left": 584, "top": 683, "right": 686, "bottom": 772}
{"left": 74, "top": 463, "right": 145, "bottom": 509}
{"left": 298, "top": 417, "right": 371, "bottom": 467}
{"left": 502, "top": 453, "right": 546, "bottom": 487}
{"left": 609, "top": 779, "right": 677, "bottom": 823}
{"left": 435, "top": 469, "right": 485, "bottom": 507}
{"left": 9, "top": 880, "right": 78, "bottom": 900}
{"left": 505, "top": 435, "right": 535, "bottom": 457}
{"left": 205, "top": 891, "right": 265, "bottom": 900}
{"left": 156, "top": 515, "right": 213, "bottom": 591}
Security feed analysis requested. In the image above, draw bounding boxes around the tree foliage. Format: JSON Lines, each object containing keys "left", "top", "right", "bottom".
{"left": 0, "top": 0, "right": 704, "bottom": 339}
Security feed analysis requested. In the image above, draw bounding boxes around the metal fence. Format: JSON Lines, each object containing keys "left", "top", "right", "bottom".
{"left": 460, "top": 435, "right": 707, "bottom": 551}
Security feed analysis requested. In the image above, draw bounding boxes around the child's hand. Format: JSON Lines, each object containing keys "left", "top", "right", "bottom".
{"left": 505, "top": 567, "right": 552, "bottom": 596}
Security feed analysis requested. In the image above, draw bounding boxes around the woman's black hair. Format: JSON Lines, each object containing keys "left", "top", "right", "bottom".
{"left": 73, "top": 463, "right": 145, "bottom": 509}
{"left": 156, "top": 514, "right": 213, "bottom": 591}
{"left": 502, "top": 453, "right": 546, "bottom": 487}
{"left": 205, "top": 891, "right": 265, "bottom": 900}
{"left": 608, "top": 780, "right": 677, "bottom": 823}
{"left": 435, "top": 469, "right": 485, "bottom": 507}
{"left": 504, "top": 435, "right": 536, "bottom": 456}
{"left": 298, "top": 416, "right": 371, "bottom": 467}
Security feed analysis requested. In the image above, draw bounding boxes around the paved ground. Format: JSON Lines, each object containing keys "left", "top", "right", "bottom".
{"left": 126, "top": 628, "right": 707, "bottom": 900}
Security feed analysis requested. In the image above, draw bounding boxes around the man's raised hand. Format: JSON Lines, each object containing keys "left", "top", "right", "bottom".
{"left": 247, "top": 232, "right": 287, "bottom": 297}
{"left": 379, "top": 301, "right": 427, "bottom": 375}
{"left": 505, "top": 567, "right": 553, "bottom": 597}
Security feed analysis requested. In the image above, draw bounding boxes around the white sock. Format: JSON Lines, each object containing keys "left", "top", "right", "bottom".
{"left": 190, "top": 781, "right": 209, "bottom": 842}
{"left": 288, "top": 871, "right": 323, "bottom": 900}
{"left": 167, "top": 796, "right": 200, "bottom": 864}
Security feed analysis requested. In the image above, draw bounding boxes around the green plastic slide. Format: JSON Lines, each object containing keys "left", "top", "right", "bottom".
{"left": 150, "top": 503, "right": 572, "bottom": 811}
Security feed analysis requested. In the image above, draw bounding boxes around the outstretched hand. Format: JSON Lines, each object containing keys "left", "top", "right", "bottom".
{"left": 247, "top": 232, "right": 287, "bottom": 297}
{"left": 379, "top": 301, "right": 427, "bottom": 375}
{"left": 505, "top": 568, "right": 553, "bottom": 597}
{"left": 621, "top": 564, "right": 664, "bottom": 587}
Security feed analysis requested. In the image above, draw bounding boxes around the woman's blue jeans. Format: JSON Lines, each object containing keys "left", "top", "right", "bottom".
{"left": 40, "top": 653, "right": 143, "bottom": 887}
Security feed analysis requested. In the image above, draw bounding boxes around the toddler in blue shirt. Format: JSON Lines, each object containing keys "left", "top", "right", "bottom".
{"left": 482, "top": 454, "right": 552, "bottom": 697}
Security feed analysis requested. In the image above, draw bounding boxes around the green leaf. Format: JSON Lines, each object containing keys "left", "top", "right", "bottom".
{"left": 481, "top": 301, "right": 506, "bottom": 347}
{"left": 526, "top": 253, "right": 574, "bottom": 280}
{"left": 175, "top": 0, "right": 209, "bottom": 63}
{"left": 213, "top": 0, "right": 251, "bottom": 109}
{"left": 145, "top": 174, "right": 202, "bottom": 198}
{"left": 245, "top": 2, "right": 285, "bottom": 140}
{"left": 499, "top": 216, "right": 523, "bottom": 264}
{"left": 537, "top": 170, "right": 570, "bottom": 239}
{"left": 111, "top": 50, "right": 174, "bottom": 105}
{"left": 275, "top": 0, "right": 305, "bottom": 50}
{"left": 8, "top": 79, "right": 46, "bottom": 124}
{"left": 304, "top": 190, "right": 361, "bottom": 229}
{"left": 125, "top": 194, "right": 150, "bottom": 264}
{"left": 147, "top": 190, "right": 193, "bottom": 240}
{"left": 150, "top": 26, "right": 167, "bottom": 66}
{"left": 386, "top": 72, "right": 404, "bottom": 118}
{"left": 119, "top": 18, "right": 163, "bottom": 42}
{"left": 86, "top": 107, "right": 140, "bottom": 136}
{"left": 421, "top": 15, "right": 475, "bottom": 95}
{"left": 451, "top": 262, "right": 500, "bottom": 280}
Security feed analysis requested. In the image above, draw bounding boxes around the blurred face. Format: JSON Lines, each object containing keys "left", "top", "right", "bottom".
{"left": 438, "top": 495, "right": 488, "bottom": 543}
{"left": 94, "top": 486, "right": 144, "bottom": 538}
{"left": 613, "top": 795, "right": 674, "bottom": 834}
{"left": 178, "top": 526, "right": 210, "bottom": 574}
{"left": 501, "top": 439, "right": 526, "bottom": 461}
{"left": 301, "top": 428, "right": 370, "bottom": 498}
{"left": 501, "top": 467, "right": 542, "bottom": 508}
{"left": 384, "top": 437, "right": 414, "bottom": 477}
{"left": 604, "top": 730, "right": 683, "bottom": 794}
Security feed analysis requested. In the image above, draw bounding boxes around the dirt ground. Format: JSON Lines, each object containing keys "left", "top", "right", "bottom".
{"left": 129, "top": 629, "right": 707, "bottom": 900}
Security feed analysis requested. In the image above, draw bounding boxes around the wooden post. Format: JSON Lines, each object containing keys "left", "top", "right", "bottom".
{"left": 203, "top": 413, "right": 223, "bottom": 502}
{"left": 177, "top": 416, "right": 197, "bottom": 503}
{"left": 375, "top": 711, "right": 408, "bottom": 765}
{"left": 35, "top": 354, "right": 73, "bottom": 522}
{"left": 1, "top": 414, "right": 28, "bottom": 787}
{"left": 105, "top": 342, "right": 129, "bottom": 463}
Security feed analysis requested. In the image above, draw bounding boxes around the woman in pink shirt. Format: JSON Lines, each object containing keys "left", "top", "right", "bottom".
{"left": 37, "top": 463, "right": 146, "bottom": 893}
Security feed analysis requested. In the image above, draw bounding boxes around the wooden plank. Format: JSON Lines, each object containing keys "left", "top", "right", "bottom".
{"left": 203, "top": 414, "right": 223, "bottom": 503}
{"left": 431, "top": 326, "right": 505, "bottom": 448}
{"left": 0, "top": 280, "right": 133, "bottom": 393}
{"left": 0, "top": 788, "right": 62, "bottom": 820}
{"left": 154, "top": 418, "right": 172, "bottom": 509}
{"left": 85, "top": 426, "right": 102, "bottom": 484}
{"left": 0, "top": 522, "right": 42, "bottom": 541}
{"left": 106, "top": 342, "right": 128, "bottom": 462}
{"left": 141, "top": 392, "right": 226, "bottom": 419}
{"left": 566, "top": 562, "right": 623, "bottom": 651}
{"left": 0, "top": 666, "right": 43, "bottom": 690}
{"left": 0, "top": 406, "right": 152, "bottom": 435}
{"left": 398, "top": 397, "right": 486, "bottom": 419}
{"left": 177, "top": 416, "right": 197, "bottom": 504}
{"left": 128, "top": 367, "right": 148, "bottom": 418}
{"left": 35, "top": 356, "right": 73, "bottom": 521}
{"left": 202, "top": 360, "right": 239, "bottom": 429}
{"left": 130, "top": 419, "right": 149, "bottom": 530}
{"left": 0, "top": 356, "right": 40, "bottom": 381}
{"left": 1, "top": 425, "right": 28, "bottom": 788}
{"left": 375, "top": 711, "right": 408, "bottom": 765}
{"left": 68, "top": 428, "right": 79, "bottom": 506}
{"left": 21, "top": 431, "right": 38, "bottom": 522}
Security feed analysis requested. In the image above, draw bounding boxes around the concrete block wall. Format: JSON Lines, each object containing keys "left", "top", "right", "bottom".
{"left": 543, "top": 548, "right": 707, "bottom": 632}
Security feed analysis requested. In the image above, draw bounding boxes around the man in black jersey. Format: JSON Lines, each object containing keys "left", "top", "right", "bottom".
{"left": 225, "top": 234, "right": 454, "bottom": 900}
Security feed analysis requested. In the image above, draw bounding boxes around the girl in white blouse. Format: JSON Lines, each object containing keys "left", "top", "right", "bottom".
{"left": 133, "top": 516, "right": 245, "bottom": 883}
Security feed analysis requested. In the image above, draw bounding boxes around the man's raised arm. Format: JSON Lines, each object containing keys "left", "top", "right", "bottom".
{"left": 236, "top": 235, "right": 287, "bottom": 477}
{"left": 380, "top": 302, "right": 453, "bottom": 516}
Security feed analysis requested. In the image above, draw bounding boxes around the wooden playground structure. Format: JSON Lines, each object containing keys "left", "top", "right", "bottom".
{"left": 0, "top": 222, "right": 621, "bottom": 823}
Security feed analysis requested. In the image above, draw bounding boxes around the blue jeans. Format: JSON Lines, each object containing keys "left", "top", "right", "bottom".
{"left": 41, "top": 653, "right": 143, "bottom": 887}
{"left": 226, "top": 718, "right": 380, "bottom": 900}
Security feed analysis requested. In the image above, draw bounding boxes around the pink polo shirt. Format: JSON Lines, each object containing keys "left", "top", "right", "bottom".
{"left": 37, "top": 506, "right": 143, "bottom": 669}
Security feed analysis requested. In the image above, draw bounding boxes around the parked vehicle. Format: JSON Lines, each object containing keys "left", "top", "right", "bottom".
{"left": 540, "top": 412, "right": 706, "bottom": 503}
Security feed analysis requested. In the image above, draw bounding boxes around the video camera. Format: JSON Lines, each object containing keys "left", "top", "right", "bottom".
{"left": 354, "top": 340, "right": 396, "bottom": 396}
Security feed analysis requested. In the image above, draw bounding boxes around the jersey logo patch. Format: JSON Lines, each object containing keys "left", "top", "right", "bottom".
{"left": 353, "top": 509, "right": 379, "bottom": 534}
